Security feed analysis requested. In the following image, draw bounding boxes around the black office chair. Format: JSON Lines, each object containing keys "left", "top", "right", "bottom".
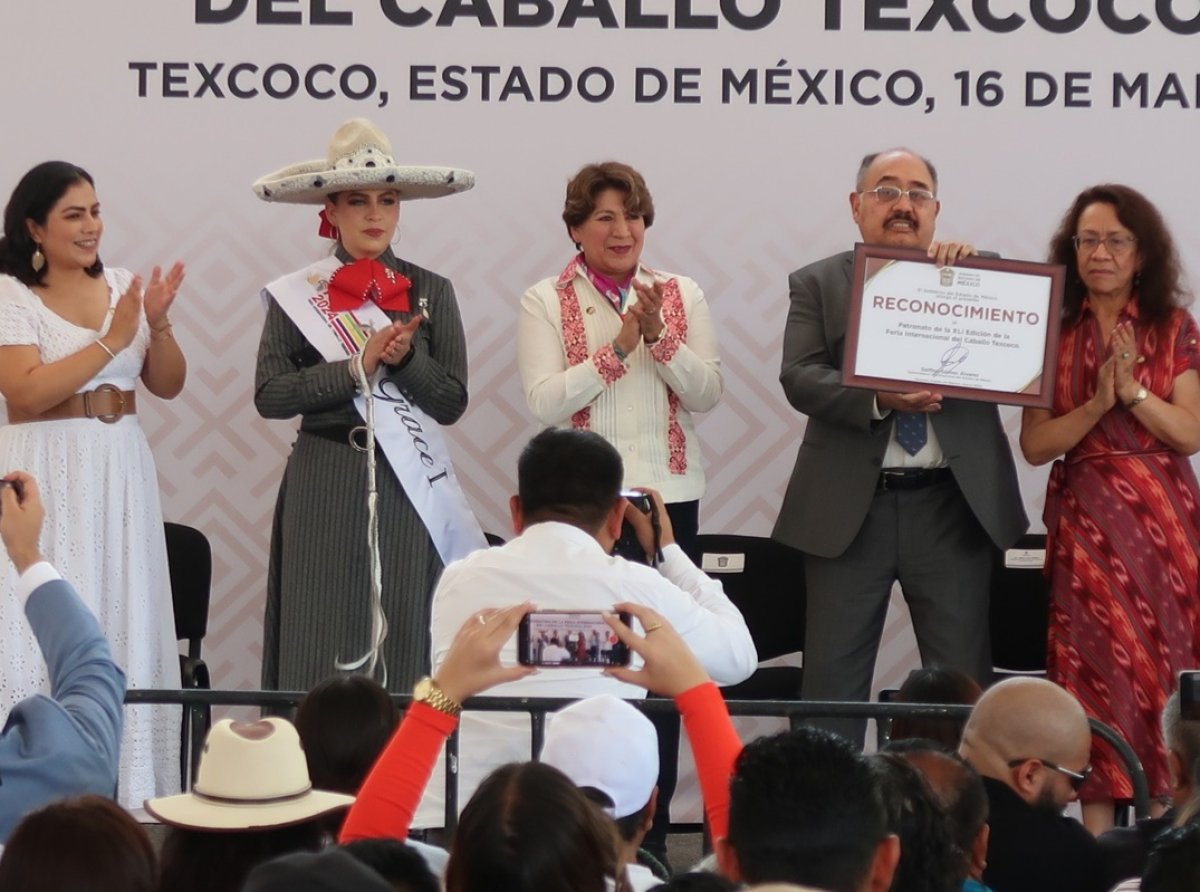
{"left": 693, "top": 534, "right": 807, "bottom": 700}
{"left": 989, "top": 532, "right": 1050, "bottom": 676}
{"left": 165, "top": 522, "right": 213, "bottom": 789}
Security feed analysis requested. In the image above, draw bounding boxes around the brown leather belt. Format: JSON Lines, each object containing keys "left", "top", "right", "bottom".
{"left": 8, "top": 384, "right": 137, "bottom": 424}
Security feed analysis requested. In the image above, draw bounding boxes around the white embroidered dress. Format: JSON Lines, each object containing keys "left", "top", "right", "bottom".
{"left": 0, "top": 268, "right": 180, "bottom": 806}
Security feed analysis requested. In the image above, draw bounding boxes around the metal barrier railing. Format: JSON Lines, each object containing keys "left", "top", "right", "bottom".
{"left": 126, "top": 689, "right": 1149, "bottom": 832}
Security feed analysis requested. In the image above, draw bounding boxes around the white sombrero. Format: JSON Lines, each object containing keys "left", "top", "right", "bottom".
{"left": 144, "top": 717, "right": 355, "bottom": 831}
{"left": 252, "top": 117, "right": 474, "bottom": 204}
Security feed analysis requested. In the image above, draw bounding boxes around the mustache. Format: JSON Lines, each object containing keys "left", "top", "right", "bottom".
{"left": 885, "top": 211, "right": 918, "bottom": 226}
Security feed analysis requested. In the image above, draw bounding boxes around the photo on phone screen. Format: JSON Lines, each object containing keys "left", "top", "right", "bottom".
{"left": 518, "top": 610, "right": 631, "bottom": 668}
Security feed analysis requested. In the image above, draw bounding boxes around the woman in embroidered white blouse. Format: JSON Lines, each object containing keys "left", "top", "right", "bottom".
{"left": 517, "top": 160, "right": 723, "bottom": 559}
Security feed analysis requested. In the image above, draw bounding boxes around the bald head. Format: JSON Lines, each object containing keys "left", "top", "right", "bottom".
{"left": 959, "top": 678, "right": 1090, "bottom": 787}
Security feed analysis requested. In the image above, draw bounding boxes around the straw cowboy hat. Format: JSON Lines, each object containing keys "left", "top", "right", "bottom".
{"left": 252, "top": 117, "right": 474, "bottom": 204}
{"left": 144, "top": 718, "right": 355, "bottom": 831}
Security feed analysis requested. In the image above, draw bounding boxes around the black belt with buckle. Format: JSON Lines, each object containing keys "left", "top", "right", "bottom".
{"left": 877, "top": 467, "right": 953, "bottom": 492}
{"left": 300, "top": 425, "right": 382, "bottom": 453}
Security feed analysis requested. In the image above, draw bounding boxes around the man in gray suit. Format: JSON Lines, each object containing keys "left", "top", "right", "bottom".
{"left": 774, "top": 148, "right": 1027, "bottom": 744}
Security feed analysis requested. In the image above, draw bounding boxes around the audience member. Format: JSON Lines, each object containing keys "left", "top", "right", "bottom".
{"left": 340, "top": 838, "right": 441, "bottom": 892}
{"left": 958, "top": 677, "right": 1111, "bottom": 892}
{"left": 649, "top": 872, "right": 740, "bottom": 892}
{"left": 886, "top": 739, "right": 991, "bottom": 892}
{"left": 888, "top": 667, "right": 983, "bottom": 748}
{"left": 340, "top": 603, "right": 622, "bottom": 890}
{"left": 718, "top": 727, "right": 899, "bottom": 892}
{"left": 419, "top": 428, "right": 754, "bottom": 823}
{"left": 145, "top": 716, "right": 353, "bottom": 892}
{"left": 446, "top": 760, "right": 621, "bottom": 892}
{"left": 342, "top": 594, "right": 745, "bottom": 892}
{"left": 869, "top": 751, "right": 960, "bottom": 892}
{"left": 540, "top": 694, "right": 666, "bottom": 890}
{"left": 295, "top": 674, "right": 400, "bottom": 835}
{"left": 1139, "top": 818, "right": 1200, "bottom": 892}
{"left": 1100, "top": 687, "right": 1200, "bottom": 882}
{"left": 0, "top": 794, "right": 156, "bottom": 892}
{"left": 296, "top": 674, "right": 400, "bottom": 796}
{"left": 242, "top": 847, "right": 395, "bottom": 892}
{"left": 0, "top": 471, "right": 124, "bottom": 842}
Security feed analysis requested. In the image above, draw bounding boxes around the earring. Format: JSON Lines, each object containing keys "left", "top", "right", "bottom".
{"left": 31, "top": 244, "right": 45, "bottom": 273}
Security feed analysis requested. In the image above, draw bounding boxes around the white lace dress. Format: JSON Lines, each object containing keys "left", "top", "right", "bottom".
{"left": 0, "top": 269, "right": 180, "bottom": 807}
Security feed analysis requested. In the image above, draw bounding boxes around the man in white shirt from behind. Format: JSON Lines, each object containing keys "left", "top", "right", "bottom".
{"left": 420, "top": 428, "right": 757, "bottom": 825}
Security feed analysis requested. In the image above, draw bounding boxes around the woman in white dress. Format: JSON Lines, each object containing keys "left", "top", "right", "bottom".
{"left": 0, "top": 161, "right": 187, "bottom": 806}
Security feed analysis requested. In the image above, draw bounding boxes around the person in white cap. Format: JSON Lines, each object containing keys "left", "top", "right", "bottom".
{"left": 540, "top": 695, "right": 664, "bottom": 891}
{"left": 253, "top": 117, "right": 483, "bottom": 695}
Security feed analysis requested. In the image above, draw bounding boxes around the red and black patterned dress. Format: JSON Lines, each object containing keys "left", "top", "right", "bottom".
{"left": 1045, "top": 299, "right": 1200, "bottom": 801}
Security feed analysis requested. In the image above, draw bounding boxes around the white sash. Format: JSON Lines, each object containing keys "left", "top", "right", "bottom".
{"left": 264, "top": 257, "right": 487, "bottom": 565}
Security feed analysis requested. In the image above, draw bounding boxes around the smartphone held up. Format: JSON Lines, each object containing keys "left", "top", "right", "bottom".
{"left": 518, "top": 610, "right": 631, "bottom": 668}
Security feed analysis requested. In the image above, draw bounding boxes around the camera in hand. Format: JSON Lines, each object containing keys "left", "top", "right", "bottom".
{"left": 518, "top": 610, "right": 631, "bottom": 668}
{"left": 612, "top": 489, "right": 655, "bottom": 565}
{"left": 621, "top": 489, "right": 652, "bottom": 514}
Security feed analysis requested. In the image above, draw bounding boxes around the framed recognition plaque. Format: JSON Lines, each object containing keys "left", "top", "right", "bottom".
{"left": 844, "top": 244, "right": 1065, "bottom": 408}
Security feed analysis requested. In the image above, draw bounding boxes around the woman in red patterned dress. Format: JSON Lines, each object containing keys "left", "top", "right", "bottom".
{"left": 1021, "top": 184, "right": 1200, "bottom": 833}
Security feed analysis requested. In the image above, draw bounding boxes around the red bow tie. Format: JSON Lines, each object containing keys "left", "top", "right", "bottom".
{"left": 328, "top": 258, "right": 411, "bottom": 313}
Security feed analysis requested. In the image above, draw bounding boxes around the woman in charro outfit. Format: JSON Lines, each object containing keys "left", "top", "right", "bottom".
{"left": 254, "top": 119, "right": 483, "bottom": 694}
{"left": 0, "top": 160, "right": 186, "bottom": 806}
{"left": 1021, "top": 184, "right": 1200, "bottom": 833}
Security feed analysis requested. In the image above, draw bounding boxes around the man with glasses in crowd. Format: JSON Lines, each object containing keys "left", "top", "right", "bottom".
{"left": 773, "top": 148, "right": 1028, "bottom": 745}
{"left": 958, "top": 676, "right": 1114, "bottom": 892}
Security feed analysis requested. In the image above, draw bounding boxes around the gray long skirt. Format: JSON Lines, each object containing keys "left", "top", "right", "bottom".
{"left": 261, "top": 430, "right": 444, "bottom": 693}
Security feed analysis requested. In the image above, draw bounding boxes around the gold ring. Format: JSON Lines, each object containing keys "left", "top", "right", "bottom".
{"left": 643, "top": 622, "right": 663, "bottom": 634}
{"left": 1122, "top": 351, "right": 1131, "bottom": 359}
{"left": 477, "top": 614, "right": 487, "bottom": 626}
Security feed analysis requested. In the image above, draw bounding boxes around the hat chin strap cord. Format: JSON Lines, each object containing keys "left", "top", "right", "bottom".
{"left": 336, "top": 351, "right": 389, "bottom": 686}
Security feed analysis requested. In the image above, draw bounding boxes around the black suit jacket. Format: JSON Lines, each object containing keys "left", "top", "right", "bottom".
{"left": 981, "top": 777, "right": 1112, "bottom": 892}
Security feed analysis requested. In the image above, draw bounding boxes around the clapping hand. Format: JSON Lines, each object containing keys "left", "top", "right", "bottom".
{"left": 103, "top": 275, "right": 145, "bottom": 353}
{"left": 629, "top": 279, "right": 665, "bottom": 343}
{"left": 1110, "top": 320, "right": 1143, "bottom": 405}
{"left": 143, "top": 262, "right": 185, "bottom": 330}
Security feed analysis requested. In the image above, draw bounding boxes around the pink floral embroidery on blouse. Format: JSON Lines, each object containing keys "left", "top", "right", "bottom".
{"left": 652, "top": 277, "right": 688, "bottom": 474}
{"left": 555, "top": 257, "right": 627, "bottom": 429}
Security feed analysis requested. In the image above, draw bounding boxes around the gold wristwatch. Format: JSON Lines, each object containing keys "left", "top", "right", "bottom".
{"left": 412, "top": 676, "right": 462, "bottom": 716}
{"left": 1127, "top": 386, "right": 1149, "bottom": 408}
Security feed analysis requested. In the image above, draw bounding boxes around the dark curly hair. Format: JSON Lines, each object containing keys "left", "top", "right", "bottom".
{"left": 562, "top": 161, "right": 655, "bottom": 248}
{"left": 1048, "top": 183, "right": 1189, "bottom": 329}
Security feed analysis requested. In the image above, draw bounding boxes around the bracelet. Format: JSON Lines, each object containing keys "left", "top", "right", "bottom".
{"left": 643, "top": 333, "right": 661, "bottom": 346}
{"left": 150, "top": 325, "right": 174, "bottom": 342}
{"left": 348, "top": 352, "right": 366, "bottom": 394}
{"left": 150, "top": 318, "right": 171, "bottom": 334}
{"left": 1126, "top": 386, "right": 1149, "bottom": 408}
{"left": 95, "top": 339, "right": 116, "bottom": 361}
{"left": 612, "top": 340, "right": 629, "bottom": 363}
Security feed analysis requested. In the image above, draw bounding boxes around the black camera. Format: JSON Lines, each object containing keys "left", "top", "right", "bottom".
{"left": 620, "top": 489, "right": 653, "bottom": 514}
